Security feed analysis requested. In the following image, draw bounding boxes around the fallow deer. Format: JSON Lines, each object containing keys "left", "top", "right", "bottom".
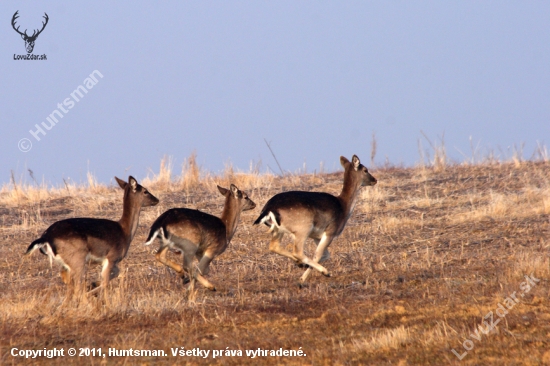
{"left": 145, "top": 184, "right": 255, "bottom": 291}
{"left": 254, "top": 155, "right": 376, "bottom": 283}
{"left": 26, "top": 176, "right": 159, "bottom": 292}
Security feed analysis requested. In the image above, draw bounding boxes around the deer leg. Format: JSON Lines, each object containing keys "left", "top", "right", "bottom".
{"left": 176, "top": 240, "right": 199, "bottom": 291}
{"left": 183, "top": 251, "right": 197, "bottom": 292}
{"left": 156, "top": 246, "right": 186, "bottom": 275}
{"left": 100, "top": 258, "right": 116, "bottom": 289}
{"left": 308, "top": 238, "right": 331, "bottom": 263}
{"left": 297, "top": 238, "right": 321, "bottom": 268}
{"left": 88, "top": 258, "right": 114, "bottom": 303}
{"left": 59, "top": 266, "right": 76, "bottom": 299}
{"left": 60, "top": 250, "right": 87, "bottom": 296}
{"left": 292, "top": 233, "right": 329, "bottom": 280}
{"left": 66, "top": 266, "right": 86, "bottom": 299}
{"left": 300, "top": 234, "right": 333, "bottom": 283}
{"left": 194, "top": 253, "right": 216, "bottom": 291}
{"left": 60, "top": 267, "right": 71, "bottom": 284}
{"left": 155, "top": 232, "right": 191, "bottom": 281}
{"left": 110, "top": 265, "right": 120, "bottom": 280}
{"left": 319, "top": 249, "right": 331, "bottom": 263}
{"left": 60, "top": 266, "right": 81, "bottom": 299}
{"left": 195, "top": 252, "right": 208, "bottom": 274}
{"left": 269, "top": 231, "right": 299, "bottom": 262}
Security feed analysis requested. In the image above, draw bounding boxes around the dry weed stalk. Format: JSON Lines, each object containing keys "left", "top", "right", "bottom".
{"left": 1, "top": 151, "right": 550, "bottom": 365}
{"left": 420, "top": 131, "right": 447, "bottom": 171}
{"left": 180, "top": 151, "right": 201, "bottom": 192}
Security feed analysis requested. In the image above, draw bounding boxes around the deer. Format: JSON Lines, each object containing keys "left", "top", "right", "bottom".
{"left": 254, "top": 155, "right": 377, "bottom": 284}
{"left": 144, "top": 184, "right": 255, "bottom": 291}
{"left": 12, "top": 11, "right": 49, "bottom": 54}
{"left": 26, "top": 176, "right": 159, "bottom": 294}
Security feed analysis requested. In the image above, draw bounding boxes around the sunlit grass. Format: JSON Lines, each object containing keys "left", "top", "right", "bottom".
{"left": 1, "top": 151, "right": 549, "bottom": 365}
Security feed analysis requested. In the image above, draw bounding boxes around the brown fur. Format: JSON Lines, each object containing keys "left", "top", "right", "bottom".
{"left": 145, "top": 184, "right": 255, "bottom": 291}
{"left": 26, "top": 176, "right": 159, "bottom": 294}
{"left": 254, "top": 155, "right": 376, "bottom": 283}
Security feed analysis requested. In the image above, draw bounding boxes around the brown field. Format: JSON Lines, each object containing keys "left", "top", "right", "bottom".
{"left": 1, "top": 157, "right": 549, "bottom": 365}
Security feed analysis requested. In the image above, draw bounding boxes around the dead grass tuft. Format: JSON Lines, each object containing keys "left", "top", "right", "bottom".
{"left": 142, "top": 155, "right": 174, "bottom": 192}
{"left": 352, "top": 325, "right": 411, "bottom": 352}
{"left": 179, "top": 150, "right": 201, "bottom": 192}
{"left": 1, "top": 157, "right": 550, "bottom": 365}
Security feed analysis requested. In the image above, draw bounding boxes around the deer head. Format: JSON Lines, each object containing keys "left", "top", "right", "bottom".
{"left": 12, "top": 11, "right": 49, "bottom": 54}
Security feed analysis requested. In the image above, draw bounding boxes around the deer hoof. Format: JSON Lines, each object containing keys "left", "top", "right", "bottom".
{"left": 322, "top": 271, "right": 331, "bottom": 277}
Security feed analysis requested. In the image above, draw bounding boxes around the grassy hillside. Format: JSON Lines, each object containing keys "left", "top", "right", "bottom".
{"left": 1, "top": 157, "right": 549, "bottom": 365}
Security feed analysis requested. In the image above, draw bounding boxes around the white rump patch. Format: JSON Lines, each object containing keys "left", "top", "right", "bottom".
{"left": 260, "top": 211, "right": 279, "bottom": 233}
{"left": 144, "top": 227, "right": 163, "bottom": 246}
{"left": 28, "top": 243, "right": 57, "bottom": 268}
{"left": 27, "top": 242, "right": 44, "bottom": 256}
{"left": 28, "top": 242, "right": 72, "bottom": 271}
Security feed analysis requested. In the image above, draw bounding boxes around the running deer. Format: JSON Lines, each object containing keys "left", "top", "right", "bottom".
{"left": 254, "top": 155, "right": 377, "bottom": 283}
{"left": 26, "top": 176, "right": 159, "bottom": 292}
{"left": 145, "top": 184, "right": 255, "bottom": 291}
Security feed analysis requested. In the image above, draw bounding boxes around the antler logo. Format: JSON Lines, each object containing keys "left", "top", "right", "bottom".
{"left": 12, "top": 11, "right": 49, "bottom": 54}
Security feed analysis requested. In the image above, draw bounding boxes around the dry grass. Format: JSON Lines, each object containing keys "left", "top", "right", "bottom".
{"left": 1, "top": 157, "right": 549, "bottom": 365}
{"left": 352, "top": 325, "right": 411, "bottom": 352}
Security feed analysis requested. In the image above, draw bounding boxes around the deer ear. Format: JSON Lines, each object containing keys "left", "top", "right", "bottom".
{"left": 217, "top": 185, "right": 229, "bottom": 196}
{"left": 115, "top": 177, "right": 127, "bottom": 190}
{"left": 230, "top": 184, "right": 241, "bottom": 198}
{"left": 128, "top": 176, "right": 138, "bottom": 191}
{"left": 340, "top": 156, "right": 350, "bottom": 168}
{"left": 352, "top": 155, "right": 361, "bottom": 171}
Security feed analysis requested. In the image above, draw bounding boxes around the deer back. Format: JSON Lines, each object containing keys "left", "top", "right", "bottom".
{"left": 256, "top": 191, "right": 346, "bottom": 237}
{"left": 154, "top": 208, "right": 227, "bottom": 254}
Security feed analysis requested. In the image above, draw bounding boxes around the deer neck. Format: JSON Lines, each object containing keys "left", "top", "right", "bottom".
{"left": 338, "top": 173, "right": 361, "bottom": 221}
{"left": 220, "top": 199, "right": 241, "bottom": 243}
{"left": 118, "top": 191, "right": 142, "bottom": 246}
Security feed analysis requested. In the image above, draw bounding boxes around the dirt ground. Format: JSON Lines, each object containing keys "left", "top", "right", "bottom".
{"left": 1, "top": 161, "right": 549, "bottom": 365}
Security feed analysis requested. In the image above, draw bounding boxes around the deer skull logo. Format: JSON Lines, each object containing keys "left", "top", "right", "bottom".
{"left": 12, "top": 11, "right": 49, "bottom": 54}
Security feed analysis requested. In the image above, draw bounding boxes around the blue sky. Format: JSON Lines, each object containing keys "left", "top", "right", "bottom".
{"left": 2, "top": 1, "right": 549, "bottom": 185}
